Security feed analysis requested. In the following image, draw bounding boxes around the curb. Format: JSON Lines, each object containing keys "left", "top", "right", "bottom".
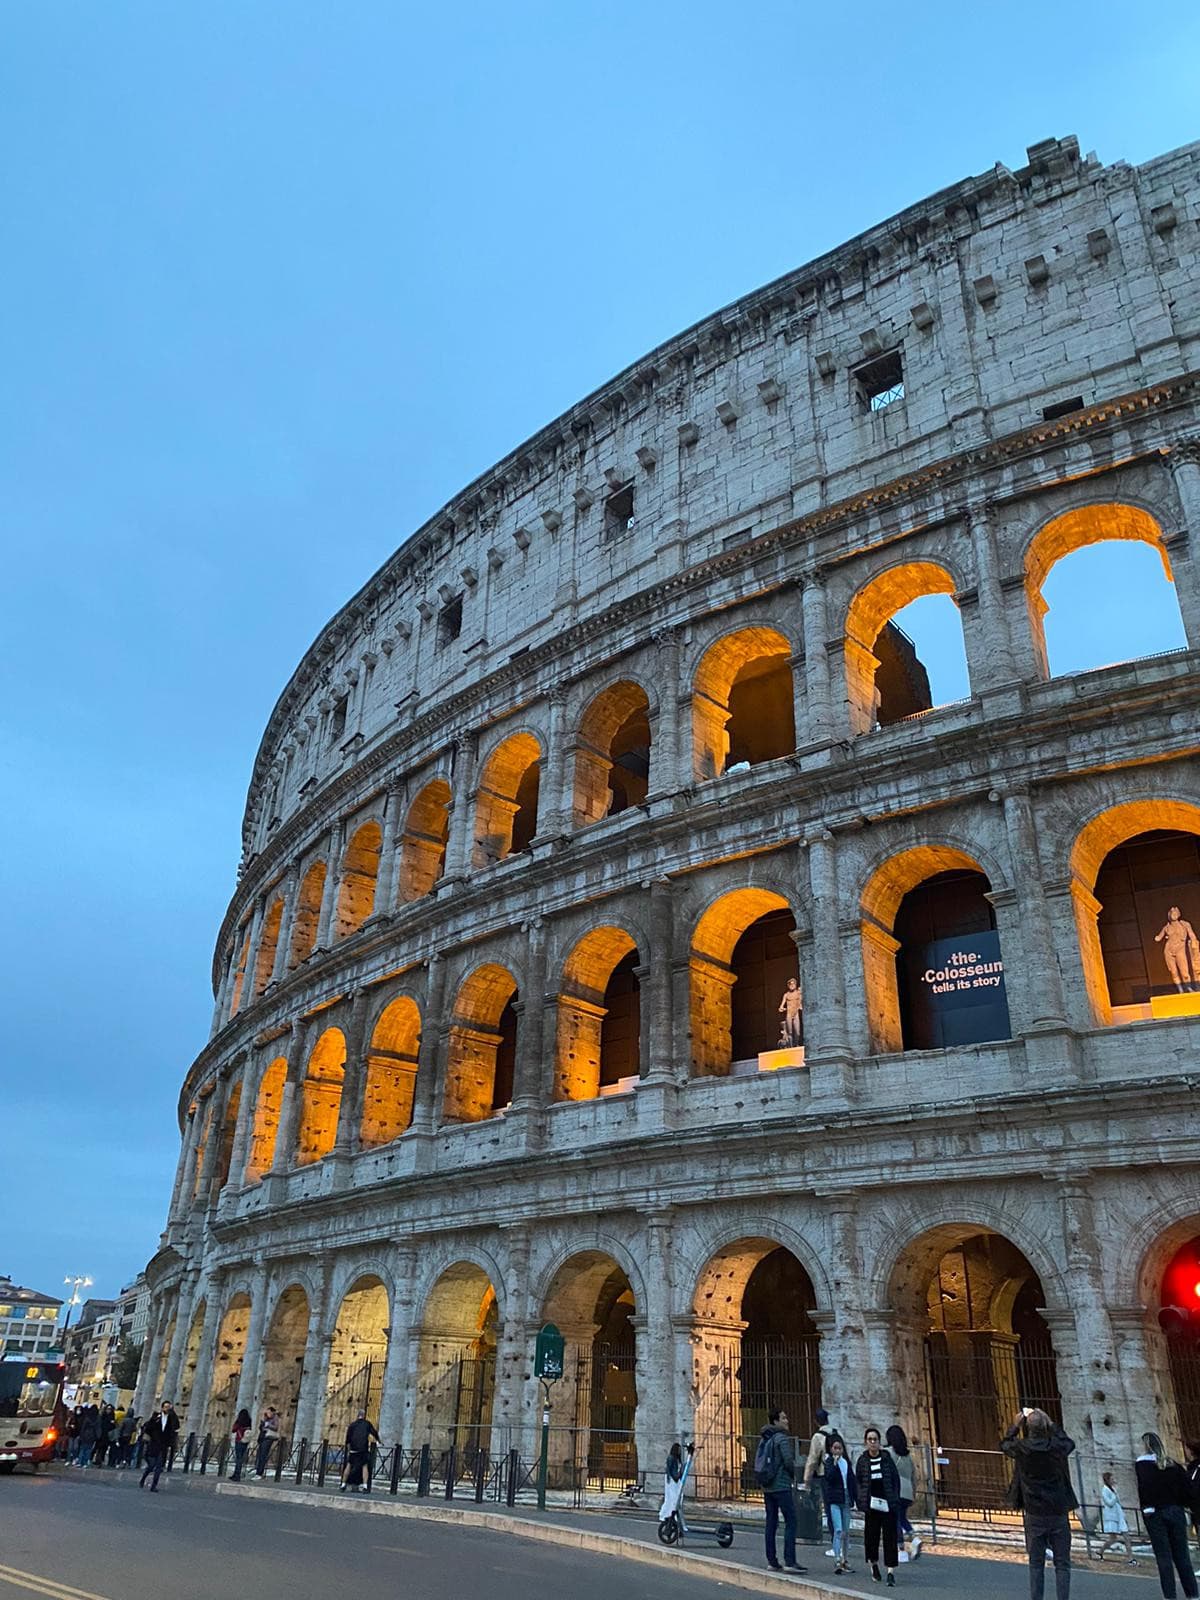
{"left": 215, "top": 1480, "right": 844, "bottom": 1597}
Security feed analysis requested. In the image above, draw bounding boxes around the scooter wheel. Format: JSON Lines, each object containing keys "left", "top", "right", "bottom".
{"left": 657, "top": 1516, "right": 680, "bottom": 1545}
{"left": 716, "top": 1523, "right": 734, "bottom": 1547}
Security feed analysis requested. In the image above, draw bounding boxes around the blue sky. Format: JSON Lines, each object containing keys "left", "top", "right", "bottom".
{"left": 2, "top": 2, "right": 1195, "bottom": 1306}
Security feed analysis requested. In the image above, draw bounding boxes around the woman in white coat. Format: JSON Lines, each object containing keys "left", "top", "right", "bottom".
{"left": 1099, "top": 1470, "right": 1138, "bottom": 1564}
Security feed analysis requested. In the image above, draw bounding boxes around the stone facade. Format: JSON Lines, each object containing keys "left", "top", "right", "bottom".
{"left": 139, "top": 135, "right": 1200, "bottom": 1507}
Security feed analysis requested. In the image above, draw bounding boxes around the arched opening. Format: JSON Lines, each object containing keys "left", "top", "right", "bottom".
{"left": 399, "top": 779, "right": 450, "bottom": 902}
{"left": 690, "top": 889, "right": 801, "bottom": 1076}
{"left": 190, "top": 1098, "right": 215, "bottom": 1204}
{"left": 260, "top": 1285, "right": 310, "bottom": 1436}
{"left": 473, "top": 733, "right": 541, "bottom": 867}
{"left": 290, "top": 861, "right": 326, "bottom": 966}
{"left": 692, "top": 628, "right": 794, "bottom": 781}
{"left": 252, "top": 898, "right": 284, "bottom": 997}
{"left": 443, "top": 965, "right": 518, "bottom": 1123}
{"left": 246, "top": 1056, "right": 287, "bottom": 1183}
{"left": 861, "top": 848, "right": 1011, "bottom": 1054}
{"left": 177, "top": 1299, "right": 207, "bottom": 1419}
{"left": 414, "top": 1264, "right": 497, "bottom": 1459}
{"left": 889, "top": 1226, "right": 1061, "bottom": 1510}
{"left": 325, "top": 1275, "right": 390, "bottom": 1434}
{"left": 1159, "top": 1233, "right": 1200, "bottom": 1444}
{"left": 541, "top": 1252, "right": 638, "bottom": 1489}
{"left": 1026, "top": 504, "right": 1186, "bottom": 679}
{"left": 554, "top": 928, "right": 640, "bottom": 1101}
{"left": 362, "top": 996, "right": 421, "bottom": 1147}
{"left": 691, "top": 1240, "right": 821, "bottom": 1500}
{"left": 295, "top": 1027, "right": 346, "bottom": 1166}
{"left": 214, "top": 1081, "right": 241, "bottom": 1191}
{"left": 205, "top": 1292, "right": 251, "bottom": 1438}
{"left": 1069, "top": 801, "right": 1200, "bottom": 1025}
{"left": 845, "top": 562, "right": 968, "bottom": 734}
{"left": 228, "top": 929, "right": 251, "bottom": 1018}
{"left": 336, "top": 821, "right": 382, "bottom": 939}
{"left": 572, "top": 683, "right": 651, "bottom": 827}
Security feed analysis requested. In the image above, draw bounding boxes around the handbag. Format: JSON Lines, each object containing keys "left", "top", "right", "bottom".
{"left": 869, "top": 1495, "right": 890, "bottom": 1512}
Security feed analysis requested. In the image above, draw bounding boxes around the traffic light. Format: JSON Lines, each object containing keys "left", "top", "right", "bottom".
{"left": 1158, "top": 1303, "right": 1200, "bottom": 1345}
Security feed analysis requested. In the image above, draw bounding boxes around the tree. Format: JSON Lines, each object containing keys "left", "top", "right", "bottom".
{"left": 110, "top": 1337, "right": 141, "bottom": 1390}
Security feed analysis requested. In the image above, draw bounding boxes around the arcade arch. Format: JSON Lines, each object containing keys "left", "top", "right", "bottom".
{"left": 246, "top": 1056, "right": 287, "bottom": 1183}
{"left": 290, "top": 862, "right": 326, "bottom": 966}
{"left": 177, "top": 1299, "right": 207, "bottom": 1416}
{"left": 689, "top": 889, "right": 799, "bottom": 1076}
{"left": 572, "top": 682, "right": 651, "bottom": 827}
{"left": 361, "top": 996, "right": 421, "bottom": 1147}
{"left": 214, "top": 1081, "right": 241, "bottom": 1191}
{"left": 205, "top": 1292, "right": 251, "bottom": 1438}
{"left": 1158, "top": 1231, "right": 1200, "bottom": 1444}
{"left": 443, "top": 965, "right": 518, "bottom": 1122}
{"left": 473, "top": 733, "right": 541, "bottom": 866}
{"left": 260, "top": 1285, "right": 310, "bottom": 1435}
{"left": 228, "top": 931, "right": 251, "bottom": 1018}
{"left": 399, "top": 779, "right": 450, "bottom": 901}
{"left": 295, "top": 1027, "right": 346, "bottom": 1166}
{"left": 413, "top": 1264, "right": 498, "bottom": 1451}
{"left": 541, "top": 1251, "right": 638, "bottom": 1488}
{"left": 324, "top": 1275, "right": 390, "bottom": 1437}
{"left": 554, "top": 928, "right": 640, "bottom": 1101}
{"left": 844, "top": 562, "right": 967, "bottom": 734}
{"left": 253, "top": 899, "right": 284, "bottom": 996}
{"left": 692, "top": 628, "right": 794, "bottom": 781}
{"left": 336, "top": 821, "right": 381, "bottom": 939}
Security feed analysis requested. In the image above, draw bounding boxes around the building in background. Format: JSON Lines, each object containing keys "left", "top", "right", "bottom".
{"left": 0, "top": 1278, "right": 62, "bottom": 1356}
{"left": 116, "top": 1275, "right": 151, "bottom": 1348}
{"left": 64, "top": 1300, "right": 117, "bottom": 1388}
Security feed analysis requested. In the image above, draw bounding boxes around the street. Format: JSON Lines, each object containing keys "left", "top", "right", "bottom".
{"left": 0, "top": 1468, "right": 1166, "bottom": 1600}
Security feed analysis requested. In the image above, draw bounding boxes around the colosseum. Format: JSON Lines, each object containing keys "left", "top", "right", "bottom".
{"left": 139, "top": 134, "right": 1200, "bottom": 1512}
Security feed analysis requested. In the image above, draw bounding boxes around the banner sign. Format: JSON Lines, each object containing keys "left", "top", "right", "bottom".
{"left": 906, "top": 930, "right": 1010, "bottom": 1048}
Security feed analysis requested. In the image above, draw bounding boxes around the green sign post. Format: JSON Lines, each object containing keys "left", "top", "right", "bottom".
{"left": 533, "top": 1322, "right": 564, "bottom": 1508}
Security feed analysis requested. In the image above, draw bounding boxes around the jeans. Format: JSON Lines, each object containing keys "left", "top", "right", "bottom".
{"left": 897, "top": 1496, "right": 914, "bottom": 1538}
{"left": 865, "top": 1507, "right": 899, "bottom": 1569}
{"left": 76, "top": 1442, "right": 94, "bottom": 1468}
{"left": 140, "top": 1450, "right": 165, "bottom": 1491}
{"left": 764, "top": 1488, "right": 798, "bottom": 1568}
{"left": 231, "top": 1440, "right": 248, "bottom": 1480}
{"left": 1146, "top": 1505, "right": 1199, "bottom": 1599}
{"left": 255, "top": 1437, "right": 275, "bottom": 1476}
{"left": 829, "top": 1501, "right": 849, "bottom": 1560}
{"left": 1023, "top": 1511, "right": 1072, "bottom": 1600}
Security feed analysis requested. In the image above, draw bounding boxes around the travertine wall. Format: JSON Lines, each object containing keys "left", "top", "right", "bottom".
{"left": 139, "top": 136, "right": 1200, "bottom": 1506}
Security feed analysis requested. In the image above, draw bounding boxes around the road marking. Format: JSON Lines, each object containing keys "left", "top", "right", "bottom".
{"left": 197, "top": 1513, "right": 241, "bottom": 1523}
{"left": 0, "top": 1567, "right": 114, "bottom": 1600}
{"left": 281, "top": 1528, "right": 321, "bottom": 1537}
{"left": 370, "top": 1546, "right": 433, "bottom": 1557}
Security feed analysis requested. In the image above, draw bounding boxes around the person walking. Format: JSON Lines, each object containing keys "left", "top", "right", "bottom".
{"left": 755, "top": 1407, "right": 806, "bottom": 1574}
{"left": 856, "top": 1425, "right": 902, "bottom": 1586}
{"left": 1001, "top": 1407, "right": 1076, "bottom": 1600}
{"left": 255, "top": 1406, "right": 280, "bottom": 1477}
{"left": 341, "top": 1409, "right": 381, "bottom": 1493}
{"left": 823, "top": 1435, "right": 856, "bottom": 1575}
{"left": 1136, "top": 1432, "right": 1199, "bottom": 1599}
{"left": 1185, "top": 1443, "right": 1200, "bottom": 1553}
{"left": 801, "top": 1406, "right": 842, "bottom": 1551}
{"left": 116, "top": 1410, "right": 138, "bottom": 1468}
{"left": 885, "top": 1424, "right": 922, "bottom": 1562}
{"left": 75, "top": 1406, "right": 99, "bottom": 1468}
{"left": 230, "top": 1408, "right": 252, "bottom": 1481}
{"left": 139, "top": 1401, "right": 180, "bottom": 1492}
{"left": 1097, "top": 1470, "right": 1138, "bottom": 1563}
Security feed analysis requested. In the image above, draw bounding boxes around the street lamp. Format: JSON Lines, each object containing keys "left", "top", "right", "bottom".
{"left": 62, "top": 1274, "right": 93, "bottom": 1334}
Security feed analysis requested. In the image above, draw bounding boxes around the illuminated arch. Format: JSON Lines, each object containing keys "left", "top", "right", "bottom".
{"left": 361, "top": 994, "right": 421, "bottom": 1147}
{"left": 324, "top": 1274, "right": 390, "bottom": 1431}
{"left": 689, "top": 887, "right": 793, "bottom": 1076}
{"left": 336, "top": 820, "right": 382, "bottom": 939}
{"left": 473, "top": 732, "right": 541, "bottom": 866}
{"left": 246, "top": 1055, "right": 287, "bottom": 1183}
{"left": 572, "top": 681, "right": 651, "bottom": 827}
{"left": 252, "top": 898, "right": 284, "bottom": 997}
{"left": 228, "top": 928, "right": 251, "bottom": 1018}
{"left": 290, "top": 861, "right": 326, "bottom": 966}
{"left": 843, "top": 560, "right": 962, "bottom": 734}
{"left": 205, "top": 1291, "right": 251, "bottom": 1436}
{"left": 691, "top": 627, "right": 794, "bottom": 781}
{"left": 413, "top": 1262, "right": 498, "bottom": 1446}
{"left": 295, "top": 1026, "right": 346, "bottom": 1166}
{"left": 260, "top": 1283, "right": 310, "bottom": 1432}
{"left": 399, "top": 779, "right": 450, "bottom": 901}
{"left": 554, "top": 926, "right": 640, "bottom": 1100}
{"left": 443, "top": 964, "right": 518, "bottom": 1122}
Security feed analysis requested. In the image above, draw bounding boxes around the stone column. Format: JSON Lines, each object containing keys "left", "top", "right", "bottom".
{"left": 331, "top": 988, "right": 371, "bottom": 1160}
{"left": 491, "top": 1227, "right": 535, "bottom": 1459}
{"left": 373, "top": 780, "right": 407, "bottom": 918}
{"left": 801, "top": 834, "right": 853, "bottom": 1103}
{"left": 643, "top": 877, "right": 679, "bottom": 1083}
{"left": 801, "top": 572, "right": 835, "bottom": 746}
{"left": 134, "top": 1298, "right": 173, "bottom": 1415}
{"left": 234, "top": 1266, "right": 271, "bottom": 1422}
{"left": 508, "top": 921, "right": 549, "bottom": 1147}
{"left": 408, "top": 954, "right": 447, "bottom": 1136}
{"left": 184, "top": 1283, "right": 225, "bottom": 1436}
{"left": 1002, "top": 793, "right": 1069, "bottom": 1032}
{"left": 314, "top": 821, "right": 344, "bottom": 951}
{"left": 270, "top": 1021, "right": 313, "bottom": 1184}
{"left": 199, "top": 1074, "right": 234, "bottom": 1211}
{"left": 161, "top": 1277, "right": 200, "bottom": 1404}
{"left": 1109, "top": 1306, "right": 1180, "bottom": 1481}
{"left": 378, "top": 1245, "right": 418, "bottom": 1445}
{"left": 222, "top": 1050, "right": 259, "bottom": 1201}
{"left": 1164, "top": 439, "right": 1200, "bottom": 649}
{"left": 270, "top": 868, "right": 299, "bottom": 985}
{"left": 648, "top": 628, "right": 682, "bottom": 797}
{"left": 633, "top": 1211, "right": 677, "bottom": 1463}
{"left": 440, "top": 735, "right": 478, "bottom": 884}
{"left": 293, "top": 1266, "right": 333, "bottom": 1444}
{"left": 240, "top": 898, "right": 267, "bottom": 1008}
{"left": 168, "top": 1111, "right": 202, "bottom": 1223}
{"left": 966, "top": 502, "right": 1021, "bottom": 686}
{"left": 533, "top": 686, "right": 569, "bottom": 841}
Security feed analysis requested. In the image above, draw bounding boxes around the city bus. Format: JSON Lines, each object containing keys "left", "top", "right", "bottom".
{"left": 0, "top": 1353, "right": 66, "bottom": 1473}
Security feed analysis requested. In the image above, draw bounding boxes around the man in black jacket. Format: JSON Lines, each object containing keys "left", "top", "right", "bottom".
{"left": 1000, "top": 1408, "right": 1077, "bottom": 1600}
{"left": 139, "top": 1401, "right": 181, "bottom": 1493}
{"left": 342, "top": 1410, "right": 381, "bottom": 1493}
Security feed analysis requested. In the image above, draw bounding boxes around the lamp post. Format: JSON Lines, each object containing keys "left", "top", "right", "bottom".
{"left": 62, "top": 1274, "right": 93, "bottom": 1335}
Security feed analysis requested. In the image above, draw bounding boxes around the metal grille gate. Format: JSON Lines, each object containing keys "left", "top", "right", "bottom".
{"left": 572, "top": 1342, "right": 638, "bottom": 1487}
{"left": 693, "top": 1336, "right": 821, "bottom": 1502}
{"left": 1168, "top": 1339, "right": 1200, "bottom": 1443}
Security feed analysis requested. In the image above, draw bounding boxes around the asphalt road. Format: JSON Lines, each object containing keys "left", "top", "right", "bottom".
{"left": 0, "top": 1467, "right": 1170, "bottom": 1600}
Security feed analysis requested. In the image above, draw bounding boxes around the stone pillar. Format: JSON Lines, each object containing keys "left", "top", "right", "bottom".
{"left": 441, "top": 736, "right": 478, "bottom": 884}
{"left": 1109, "top": 1306, "right": 1180, "bottom": 1477}
{"left": 293, "top": 1266, "right": 332, "bottom": 1444}
{"left": 199, "top": 1074, "right": 234, "bottom": 1211}
{"left": 314, "top": 822, "right": 344, "bottom": 951}
{"left": 168, "top": 1111, "right": 201, "bottom": 1223}
{"left": 408, "top": 953, "right": 447, "bottom": 1136}
{"left": 241, "top": 898, "right": 267, "bottom": 1008}
{"left": 633, "top": 1211, "right": 677, "bottom": 1464}
{"left": 643, "top": 877, "right": 679, "bottom": 1083}
{"left": 373, "top": 781, "right": 406, "bottom": 918}
{"left": 1002, "top": 793, "right": 1069, "bottom": 1032}
{"left": 161, "top": 1277, "right": 200, "bottom": 1404}
{"left": 1164, "top": 439, "right": 1200, "bottom": 649}
{"left": 134, "top": 1298, "right": 173, "bottom": 1415}
{"left": 648, "top": 628, "right": 682, "bottom": 797}
{"left": 184, "top": 1283, "right": 225, "bottom": 1436}
{"left": 271, "top": 1022, "right": 313, "bottom": 1181}
{"left": 801, "top": 572, "right": 835, "bottom": 746}
{"left": 271, "top": 868, "right": 299, "bottom": 985}
{"left": 801, "top": 834, "right": 852, "bottom": 1103}
{"left": 966, "top": 503, "right": 1021, "bottom": 686}
{"left": 222, "top": 1050, "right": 259, "bottom": 1201}
{"left": 234, "top": 1266, "right": 271, "bottom": 1422}
{"left": 508, "top": 921, "right": 549, "bottom": 1147}
{"left": 491, "top": 1226, "right": 535, "bottom": 1459}
{"left": 533, "top": 687, "right": 569, "bottom": 841}
{"left": 331, "top": 988, "right": 371, "bottom": 1159}
{"left": 378, "top": 1245, "right": 418, "bottom": 1444}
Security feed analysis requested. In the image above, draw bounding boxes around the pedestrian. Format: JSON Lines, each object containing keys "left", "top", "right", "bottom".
{"left": 1135, "top": 1432, "right": 1199, "bottom": 1599}
{"left": 801, "top": 1406, "right": 843, "bottom": 1551}
{"left": 75, "top": 1406, "right": 99, "bottom": 1468}
{"left": 1098, "top": 1470, "right": 1138, "bottom": 1564}
{"left": 1001, "top": 1406, "right": 1076, "bottom": 1600}
{"left": 856, "top": 1425, "right": 902, "bottom": 1586}
{"left": 754, "top": 1406, "right": 806, "bottom": 1574}
{"left": 139, "top": 1401, "right": 180, "bottom": 1493}
{"left": 65, "top": 1406, "right": 81, "bottom": 1464}
{"left": 822, "top": 1435, "right": 856, "bottom": 1575}
{"left": 659, "top": 1441, "right": 694, "bottom": 1536}
{"left": 230, "top": 1408, "right": 252, "bottom": 1481}
{"left": 341, "top": 1409, "right": 380, "bottom": 1493}
{"left": 116, "top": 1411, "right": 138, "bottom": 1468}
{"left": 885, "top": 1424, "right": 922, "bottom": 1562}
{"left": 1185, "top": 1443, "right": 1200, "bottom": 1553}
{"left": 255, "top": 1406, "right": 280, "bottom": 1477}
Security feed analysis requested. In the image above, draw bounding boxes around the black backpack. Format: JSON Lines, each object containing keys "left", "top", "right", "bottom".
{"left": 754, "top": 1430, "right": 782, "bottom": 1487}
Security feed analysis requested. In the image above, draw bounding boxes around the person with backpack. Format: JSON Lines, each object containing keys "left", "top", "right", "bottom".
{"left": 801, "top": 1407, "right": 843, "bottom": 1550}
{"left": 755, "top": 1407, "right": 807, "bottom": 1574}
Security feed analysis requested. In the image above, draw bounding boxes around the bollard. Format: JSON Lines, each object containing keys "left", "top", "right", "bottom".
{"left": 316, "top": 1440, "right": 328, "bottom": 1487}
{"left": 183, "top": 1433, "right": 196, "bottom": 1473}
{"left": 444, "top": 1445, "right": 456, "bottom": 1500}
{"left": 474, "top": 1449, "right": 487, "bottom": 1503}
{"left": 389, "top": 1443, "right": 401, "bottom": 1496}
{"left": 199, "top": 1433, "right": 211, "bottom": 1475}
{"left": 295, "top": 1439, "right": 308, "bottom": 1485}
{"left": 416, "top": 1443, "right": 431, "bottom": 1497}
{"left": 506, "top": 1448, "right": 519, "bottom": 1507}
{"left": 274, "top": 1437, "right": 286, "bottom": 1482}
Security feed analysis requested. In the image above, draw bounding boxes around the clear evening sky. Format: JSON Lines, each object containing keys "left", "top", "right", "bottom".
{"left": 2, "top": 3, "right": 1195, "bottom": 1305}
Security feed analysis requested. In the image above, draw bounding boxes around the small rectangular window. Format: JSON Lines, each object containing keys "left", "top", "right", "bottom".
{"left": 438, "top": 594, "right": 463, "bottom": 649}
{"left": 604, "top": 482, "right": 635, "bottom": 538}
{"left": 1042, "top": 396, "right": 1084, "bottom": 420}
{"left": 854, "top": 350, "right": 905, "bottom": 412}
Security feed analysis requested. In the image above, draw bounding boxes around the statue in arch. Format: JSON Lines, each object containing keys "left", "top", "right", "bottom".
{"left": 777, "top": 977, "right": 804, "bottom": 1047}
{"left": 1155, "top": 905, "right": 1199, "bottom": 992}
